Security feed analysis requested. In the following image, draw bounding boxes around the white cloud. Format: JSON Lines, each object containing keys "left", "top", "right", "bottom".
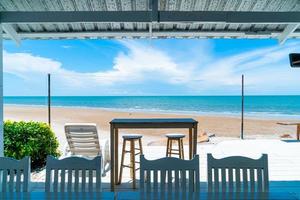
{"left": 61, "top": 45, "right": 72, "bottom": 49}
{"left": 4, "top": 40, "right": 300, "bottom": 95}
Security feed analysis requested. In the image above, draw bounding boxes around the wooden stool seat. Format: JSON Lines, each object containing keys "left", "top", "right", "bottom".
{"left": 122, "top": 134, "right": 142, "bottom": 139}
{"left": 118, "top": 134, "right": 143, "bottom": 189}
{"left": 165, "top": 133, "right": 185, "bottom": 159}
{"left": 165, "top": 133, "right": 185, "bottom": 138}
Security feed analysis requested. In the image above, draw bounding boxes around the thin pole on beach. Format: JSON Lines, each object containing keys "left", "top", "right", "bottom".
{"left": 48, "top": 73, "right": 51, "bottom": 126}
{"left": 241, "top": 74, "right": 244, "bottom": 139}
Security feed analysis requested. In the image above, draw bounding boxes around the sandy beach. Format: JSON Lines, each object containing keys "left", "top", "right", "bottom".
{"left": 4, "top": 105, "right": 299, "bottom": 151}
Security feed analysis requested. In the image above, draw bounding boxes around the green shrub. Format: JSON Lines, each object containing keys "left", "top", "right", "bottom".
{"left": 4, "top": 120, "right": 60, "bottom": 170}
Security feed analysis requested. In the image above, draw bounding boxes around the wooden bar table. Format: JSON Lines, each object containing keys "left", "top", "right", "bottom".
{"left": 277, "top": 122, "right": 300, "bottom": 140}
{"left": 110, "top": 118, "right": 198, "bottom": 191}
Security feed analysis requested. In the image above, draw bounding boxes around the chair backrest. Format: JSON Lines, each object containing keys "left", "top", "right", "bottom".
{"left": 207, "top": 154, "right": 269, "bottom": 193}
{"left": 45, "top": 156, "right": 101, "bottom": 192}
{"left": 0, "top": 156, "right": 30, "bottom": 192}
{"left": 65, "top": 123, "right": 100, "bottom": 157}
{"left": 140, "top": 155, "right": 200, "bottom": 196}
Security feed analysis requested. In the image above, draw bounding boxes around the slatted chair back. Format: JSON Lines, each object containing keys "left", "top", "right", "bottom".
{"left": 45, "top": 156, "right": 101, "bottom": 192}
{"left": 207, "top": 154, "right": 269, "bottom": 193}
{"left": 0, "top": 156, "right": 30, "bottom": 192}
{"left": 140, "top": 155, "right": 200, "bottom": 197}
{"left": 65, "top": 123, "right": 101, "bottom": 157}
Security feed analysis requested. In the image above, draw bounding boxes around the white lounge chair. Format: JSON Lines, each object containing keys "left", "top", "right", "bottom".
{"left": 64, "top": 123, "right": 110, "bottom": 176}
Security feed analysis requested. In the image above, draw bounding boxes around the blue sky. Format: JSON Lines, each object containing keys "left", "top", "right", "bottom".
{"left": 3, "top": 38, "right": 300, "bottom": 96}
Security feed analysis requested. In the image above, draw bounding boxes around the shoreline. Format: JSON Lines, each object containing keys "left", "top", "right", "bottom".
{"left": 4, "top": 103, "right": 300, "bottom": 120}
{"left": 4, "top": 104, "right": 300, "bottom": 151}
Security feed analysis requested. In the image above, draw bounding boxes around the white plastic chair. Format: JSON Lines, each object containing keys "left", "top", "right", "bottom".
{"left": 207, "top": 154, "right": 269, "bottom": 193}
{"left": 0, "top": 156, "right": 30, "bottom": 192}
{"left": 64, "top": 123, "right": 110, "bottom": 176}
{"left": 45, "top": 155, "right": 101, "bottom": 192}
{"left": 140, "top": 155, "right": 200, "bottom": 198}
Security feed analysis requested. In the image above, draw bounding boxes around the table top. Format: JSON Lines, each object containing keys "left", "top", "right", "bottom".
{"left": 110, "top": 118, "right": 198, "bottom": 124}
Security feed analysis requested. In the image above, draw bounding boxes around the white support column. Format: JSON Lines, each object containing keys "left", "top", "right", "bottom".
{"left": 0, "top": 24, "right": 3, "bottom": 156}
{"left": 2, "top": 24, "right": 21, "bottom": 46}
{"left": 278, "top": 24, "right": 299, "bottom": 45}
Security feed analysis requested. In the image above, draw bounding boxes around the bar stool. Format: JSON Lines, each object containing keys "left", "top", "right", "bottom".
{"left": 118, "top": 134, "right": 143, "bottom": 189}
{"left": 165, "top": 133, "right": 185, "bottom": 159}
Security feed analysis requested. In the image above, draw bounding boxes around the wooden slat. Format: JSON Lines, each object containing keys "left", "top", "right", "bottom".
{"left": 146, "top": 170, "right": 151, "bottom": 193}
{"left": 67, "top": 169, "right": 72, "bottom": 192}
{"left": 243, "top": 168, "right": 248, "bottom": 192}
{"left": 250, "top": 168, "right": 255, "bottom": 192}
{"left": 140, "top": 167, "right": 145, "bottom": 192}
{"left": 188, "top": 170, "right": 193, "bottom": 193}
{"left": 74, "top": 169, "right": 79, "bottom": 192}
{"left": 96, "top": 168, "right": 101, "bottom": 192}
{"left": 168, "top": 170, "right": 172, "bottom": 193}
{"left": 81, "top": 169, "right": 86, "bottom": 192}
{"left": 9, "top": 169, "right": 14, "bottom": 192}
{"left": 174, "top": 170, "right": 179, "bottom": 192}
{"left": 181, "top": 170, "right": 186, "bottom": 194}
{"left": 257, "top": 168, "right": 263, "bottom": 192}
{"left": 88, "top": 170, "right": 93, "bottom": 192}
{"left": 236, "top": 168, "right": 241, "bottom": 192}
{"left": 228, "top": 168, "right": 233, "bottom": 192}
{"left": 207, "top": 165, "right": 212, "bottom": 192}
{"left": 214, "top": 168, "right": 219, "bottom": 192}
{"left": 0, "top": 170, "right": 2, "bottom": 192}
{"left": 16, "top": 169, "right": 21, "bottom": 192}
{"left": 61, "top": 169, "right": 65, "bottom": 192}
{"left": 160, "top": 170, "right": 166, "bottom": 198}
{"left": 221, "top": 168, "right": 226, "bottom": 192}
{"left": 2, "top": 170, "right": 7, "bottom": 192}
{"left": 53, "top": 169, "right": 58, "bottom": 192}
{"left": 153, "top": 170, "right": 158, "bottom": 193}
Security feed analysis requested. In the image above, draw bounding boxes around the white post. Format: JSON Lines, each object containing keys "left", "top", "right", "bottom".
{"left": 0, "top": 25, "right": 3, "bottom": 156}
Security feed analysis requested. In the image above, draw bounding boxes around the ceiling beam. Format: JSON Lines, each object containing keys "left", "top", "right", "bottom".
{"left": 0, "top": 11, "right": 151, "bottom": 23}
{"left": 1, "top": 11, "right": 300, "bottom": 24}
{"left": 1, "top": 24, "right": 20, "bottom": 45}
{"left": 2, "top": 30, "right": 279, "bottom": 40}
{"left": 278, "top": 24, "right": 299, "bottom": 44}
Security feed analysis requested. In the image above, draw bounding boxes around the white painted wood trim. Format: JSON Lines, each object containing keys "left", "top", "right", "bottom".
{"left": 140, "top": 155, "right": 200, "bottom": 194}
{"left": 207, "top": 154, "right": 269, "bottom": 193}
{"left": 45, "top": 155, "right": 102, "bottom": 192}
{"left": 0, "top": 156, "right": 31, "bottom": 192}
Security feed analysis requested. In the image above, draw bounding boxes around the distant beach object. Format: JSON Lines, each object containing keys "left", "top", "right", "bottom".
{"left": 277, "top": 122, "right": 300, "bottom": 140}
{"left": 280, "top": 133, "right": 292, "bottom": 138}
{"left": 198, "top": 131, "right": 209, "bottom": 143}
{"left": 289, "top": 53, "right": 300, "bottom": 67}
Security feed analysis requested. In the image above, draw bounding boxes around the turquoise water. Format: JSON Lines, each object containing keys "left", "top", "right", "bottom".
{"left": 4, "top": 96, "right": 300, "bottom": 118}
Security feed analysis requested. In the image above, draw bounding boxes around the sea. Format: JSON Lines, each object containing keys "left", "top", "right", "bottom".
{"left": 3, "top": 96, "right": 300, "bottom": 119}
